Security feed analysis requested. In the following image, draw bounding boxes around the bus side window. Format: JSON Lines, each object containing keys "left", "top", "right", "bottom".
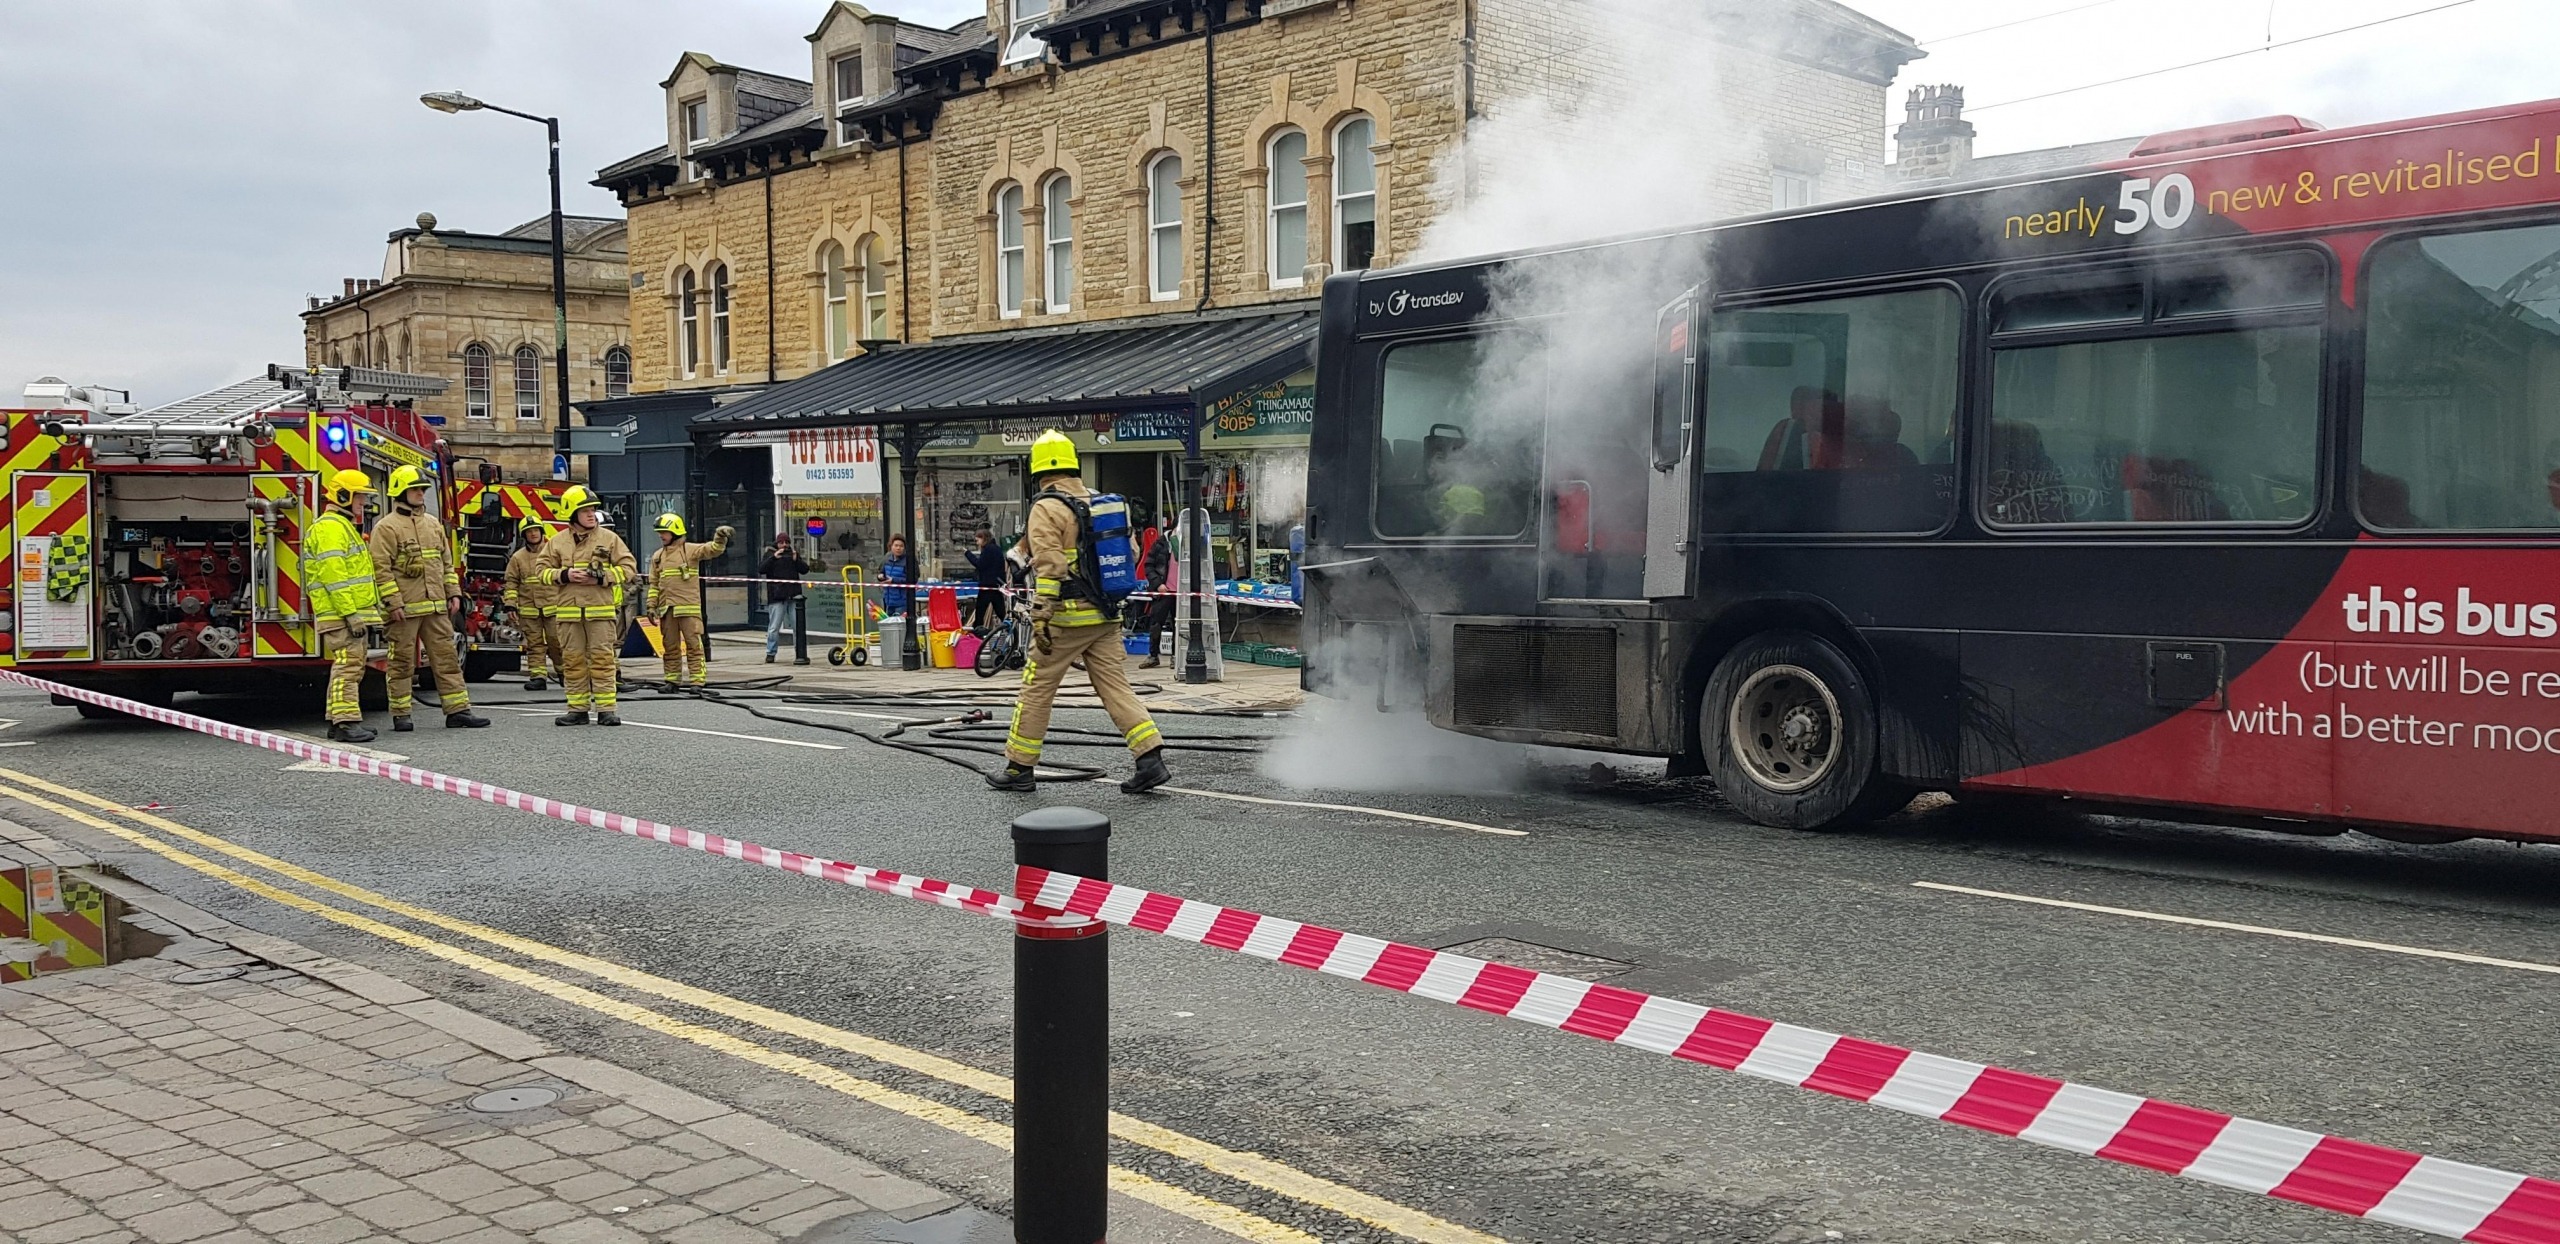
{"left": 1986, "top": 253, "right": 2324, "bottom": 529}
{"left": 1374, "top": 336, "right": 1542, "bottom": 539}
{"left": 2362, "top": 222, "right": 2560, "bottom": 531}
{"left": 1695, "top": 287, "right": 1961, "bottom": 535}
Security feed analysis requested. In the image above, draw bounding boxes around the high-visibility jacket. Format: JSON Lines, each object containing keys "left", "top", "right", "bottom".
{"left": 368, "top": 507, "right": 460, "bottom": 616}
{"left": 1026, "top": 478, "right": 1108, "bottom": 628}
{"left": 647, "top": 528, "right": 731, "bottom": 618}
{"left": 306, "top": 510, "right": 385, "bottom": 628}
{"left": 535, "top": 525, "right": 638, "bottom": 621}
{"left": 504, "top": 546, "right": 560, "bottom": 618}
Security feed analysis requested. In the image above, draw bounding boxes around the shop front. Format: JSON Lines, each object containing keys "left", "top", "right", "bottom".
{"left": 691, "top": 306, "right": 1317, "bottom": 678}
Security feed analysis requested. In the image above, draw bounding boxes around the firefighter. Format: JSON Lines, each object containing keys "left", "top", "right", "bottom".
{"left": 308, "top": 469, "right": 386, "bottom": 743}
{"left": 537, "top": 486, "right": 638, "bottom": 725}
{"left": 504, "top": 517, "right": 560, "bottom": 692}
{"left": 988, "top": 431, "right": 1170, "bottom": 795}
{"left": 647, "top": 513, "right": 732, "bottom": 691}
{"left": 369, "top": 464, "right": 490, "bottom": 731}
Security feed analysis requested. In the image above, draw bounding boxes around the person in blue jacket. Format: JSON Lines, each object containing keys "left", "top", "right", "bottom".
{"left": 881, "top": 533, "right": 915, "bottom": 620}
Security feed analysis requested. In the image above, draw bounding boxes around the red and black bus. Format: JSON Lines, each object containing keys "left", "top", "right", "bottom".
{"left": 1304, "top": 96, "right": 2560, "bottom": 843}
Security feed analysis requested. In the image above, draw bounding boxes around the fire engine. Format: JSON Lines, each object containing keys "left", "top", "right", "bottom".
{"left": 2, "top": 366, "right": 562, "bottom": 716}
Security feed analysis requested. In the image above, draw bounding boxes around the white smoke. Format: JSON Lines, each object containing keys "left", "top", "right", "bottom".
{"left": 1267, "top": 1, "right": 1757, "bottom": 795}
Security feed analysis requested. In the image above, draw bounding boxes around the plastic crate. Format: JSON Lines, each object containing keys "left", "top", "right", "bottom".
{"left": 1254, "top": 647, "right": 1304, "bottom": 668}
{"left": 1124, "top": 634, "right": 1152, "bottom": 656}
{"left": 1221, "top": 641, "right": 1266, "bottom": 663}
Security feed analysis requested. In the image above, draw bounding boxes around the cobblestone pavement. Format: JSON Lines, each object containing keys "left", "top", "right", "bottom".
{"left": 0, "top": 955, "right": 957, "bottom": 1244}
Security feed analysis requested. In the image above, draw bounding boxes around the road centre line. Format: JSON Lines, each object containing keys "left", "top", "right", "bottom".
{"left": 1915, "top": 881, "right": 2560, "bottom": 977}
{"left": 490, "top": 708, "right": 844, "bottom": 751}
{"left": 0, "top": 767, "right": 1505, "bottom": 1244}
{"left": 0, "top": 780, "right": 1315, "bottom": 1244}
{"left": 1161, "top": 786, "right": 1529, "bottom": 837}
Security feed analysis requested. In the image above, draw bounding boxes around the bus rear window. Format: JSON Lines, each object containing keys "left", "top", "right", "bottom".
{"left": 1373, "top": 337, "right": 1540, "bottom": 539}
{"left": 2361, "top": 222, "right": 2560, "bottom": 530}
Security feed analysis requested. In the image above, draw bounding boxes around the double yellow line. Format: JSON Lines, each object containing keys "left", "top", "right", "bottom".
{"left": 0, "top": 767, "right": 1500, "bottom": 1244}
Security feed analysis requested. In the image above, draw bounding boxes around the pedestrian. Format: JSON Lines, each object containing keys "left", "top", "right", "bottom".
{"left": 881, "top": 533, "right": 915, "bottom": 625}
{"left": 368, "top": 465, "right": 489, "bottom": 732}
{"left": 537, "top": 486, "right": 639, "bottom": 726}
{"left": 964, "top": 526, "right": 1009, "bottom": 634}
{"left": 504, "top": 517, "right": 560, "bottom": 691}
{"left": 1139, "top": 512, "right": 1174, "bottom": 669}
{"left": 649, "top": 514, "right": 733, "bottom": 692}
{"left": 308, "top": 469, "right": 386, "bottom": 743}
{"left": 760, "top": 533, "right": 808, "bottom": 663}
{"left": 987, "top": 430, "right": 1169, "bottom": 794}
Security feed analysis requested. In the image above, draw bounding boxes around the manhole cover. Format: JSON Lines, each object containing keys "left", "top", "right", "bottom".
{"left": 1440, "top": 937, "right": 1632, "bottom": 982}
{"left": 171, "top": 966, "right": 248, "bottom": 984}
{"left": 468, "top": 1087, "right": 561, "bottom": 1114}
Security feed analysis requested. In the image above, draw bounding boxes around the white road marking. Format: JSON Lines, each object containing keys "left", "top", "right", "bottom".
{"left": 0, "top": 740, "right": 36, "bottom": 748}
{"left": 492, "top": 708, "right": 843, "bottom": 751}
{"left": 1914, "top": 881, "right": 2560, "bottom": 977}
{"left": 0, "top": 719, "right": 18, "bottom": 730}
{"left": 777, "top": 705, "right": 931, "bottom": 724}
{"left": 276, "top": 731, "right": 407, "bottom": 772}
{"left": 1160, "top": 787, "right": 1527, "bottom": 837}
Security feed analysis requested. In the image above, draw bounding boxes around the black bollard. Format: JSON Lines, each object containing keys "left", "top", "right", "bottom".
{"left": 1011, "top": 806, "right": 1109, "bottom": 1244}
{"left": 792, "top": 596, "right": 810, "bottom": 666}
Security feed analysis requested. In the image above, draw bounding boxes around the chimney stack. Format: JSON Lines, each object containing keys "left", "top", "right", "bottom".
{"left": 343, "top": 278, "right": 358, "bottom": 299}
{"left": 1894, "top": 85, "right": 1976, "bottom": 184}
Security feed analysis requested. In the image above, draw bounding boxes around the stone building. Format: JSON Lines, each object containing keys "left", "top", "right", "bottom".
{"left": 1891, "top": 84, "right": 2144, "bottom": 187}
{"left": 302, "top": 214, "right": 631, "bottom": 481}
{"left": 587, "top": 0, "right": 1921, "bottom": 632}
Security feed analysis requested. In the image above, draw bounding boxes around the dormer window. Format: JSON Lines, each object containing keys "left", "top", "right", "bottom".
{"left": 680, "top": 98, "right": 709, "bottom": 178}
{"left": 1005, "top": 0, "right": 1049, "bottom": 64}
{"left": 833, "top": 54, "right": 864, "bottom": 143}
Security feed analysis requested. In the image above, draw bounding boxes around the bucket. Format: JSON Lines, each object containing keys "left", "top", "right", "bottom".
{"left": 928, "top": 630, "right": 961, "bottom": 669}
{"left": 955, "top": 632, "right": 984, "bottom": 669}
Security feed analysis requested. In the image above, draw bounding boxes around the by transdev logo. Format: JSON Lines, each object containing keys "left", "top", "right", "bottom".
{"left": 1369, "top": 288, "right": 1467, "bottom": 317}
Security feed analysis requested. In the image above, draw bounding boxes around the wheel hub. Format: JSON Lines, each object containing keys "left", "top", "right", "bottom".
{"left": 1729, "top": 664, "right": 1842, "bottom": 794}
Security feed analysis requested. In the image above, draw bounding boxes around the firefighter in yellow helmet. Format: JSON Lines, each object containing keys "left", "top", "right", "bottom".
{"left": 368, "top": 464, "right": 488, "bottom": 730}
{"left": 308, "top": 469, "right": 386, "bottom": 742}
{"left": 536, "top": 486, "right": 639, "bottom": 725}
{"left": 989, "top": 430, "right": 1169, "bottom": 794}
{"left": 503, "top": 516, "right": 561, "bottom": 692}
{"left": 648, "top": 513, "right": 733, "bottom": 692}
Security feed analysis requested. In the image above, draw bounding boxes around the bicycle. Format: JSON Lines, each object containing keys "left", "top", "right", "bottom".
{"left": 972, "top": 608, "right": 1029, "bottom": 678}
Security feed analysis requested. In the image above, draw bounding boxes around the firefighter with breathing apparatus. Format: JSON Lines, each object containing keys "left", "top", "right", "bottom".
{"left": 536, "top": 487, "right": 638, "bottom": 725}
{"left": 988, "top": 430, "right": 1169, "bottom": 794}
{"left": 307, "top": 469, "right": 386, "bottom": 743}
{"left": 368, "top": 464, "right": 490, "bottom": 731}
{"left": 504, "top": 517, "right": 561, "bottom": 692}
{"left": 648, "top": 513, "right": 732, "bottom": 692}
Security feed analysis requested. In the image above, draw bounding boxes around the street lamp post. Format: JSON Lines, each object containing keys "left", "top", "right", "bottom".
{"left": 421, "top": 91, "right": 572, "bottom": 442}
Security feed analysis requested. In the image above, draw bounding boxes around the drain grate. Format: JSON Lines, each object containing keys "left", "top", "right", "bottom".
{"left": 1440, "top": 937, "right": 1632, "bottom": 982}
{"left": 468, "top": 1087, "right": 561, "bottom": 1114}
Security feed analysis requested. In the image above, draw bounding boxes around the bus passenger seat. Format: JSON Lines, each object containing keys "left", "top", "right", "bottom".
{"left": 1843, "top": 398, "right": 1918, "bottom": 469}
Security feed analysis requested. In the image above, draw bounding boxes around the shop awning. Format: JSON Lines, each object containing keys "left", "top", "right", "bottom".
{"left": 691, "top": 306, "right": 1318, "bottom": 435}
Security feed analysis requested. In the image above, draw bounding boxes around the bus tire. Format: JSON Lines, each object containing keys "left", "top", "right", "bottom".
{"left": 1704, "top": 630, "right": 1898, "bottom": 831}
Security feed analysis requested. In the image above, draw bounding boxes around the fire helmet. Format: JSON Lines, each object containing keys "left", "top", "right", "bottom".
{"left": 386, "top": 464, "right": 429, "bottom": 500}
{"left": 559, "top": 485, "right": 602, "bottom": 517}
{"left": 324, "top": 469, "right": 373, "bottom": 508}
{"left": 655, "top": 513, "right": 687, "bottom": 537}
{"left": 1029, "top": 430, "right": 1079, "bottom": 477}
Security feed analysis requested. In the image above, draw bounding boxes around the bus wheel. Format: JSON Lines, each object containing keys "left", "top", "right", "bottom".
{"left": 1705, "top": 630, "right": 1901, "bottom": 831}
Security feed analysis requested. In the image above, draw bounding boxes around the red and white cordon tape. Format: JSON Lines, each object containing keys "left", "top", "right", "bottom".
{"left": 10, "top": 667, "right": 2554, "bottom": 1242}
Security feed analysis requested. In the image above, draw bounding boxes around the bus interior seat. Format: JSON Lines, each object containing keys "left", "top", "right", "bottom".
{"left": 2122, "top": 456, "right": 2231, "bottom": 522}
{"left": 1843, "top": 398, "right": 1919, "bottom": 469}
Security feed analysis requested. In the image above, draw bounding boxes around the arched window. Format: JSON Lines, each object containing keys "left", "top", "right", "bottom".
{"left": 513, "top": 345, "right": 542, "bottom": 420}
{"left": 996, "top": 184, "right": 1026, "bottom": 318}
{"left": 820, "top": 241, "right": 851, "bottom": 361}
{"left": 1042, "top": 175, "right": 1075, "bottom": 313}
{"left": 1332, "top": 116, "right": 1378, "bottom": 271}
{"left": 462, "top": 343, "right": 493, "bottom": 419}
{"left": 858, "top": 235, "right": 889, "bottom": 339}
{"left": 604, "top": 346, "right": 631, "bottom": 399}
{"left": 679, "top": 268, "right": 701, "bottom": 377}
{"left": 709, "top": 263, "right": 732, "bottom": 374}
{"left": 1267, "top": 129, "right": 1309, "bottom": 288}
{"left": 1147, "top": 153, "right": 1183, "bottom": 301}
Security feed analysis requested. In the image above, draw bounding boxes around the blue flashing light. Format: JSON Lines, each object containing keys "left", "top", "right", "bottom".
{"left": 324, "top": 421, "right": 350, "bottom": 453}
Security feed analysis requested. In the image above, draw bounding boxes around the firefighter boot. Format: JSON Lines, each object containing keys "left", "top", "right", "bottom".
{"left": 1121, "top": 749, "right": 1171, "bottom": 795}
{"left": 444, "top": 709, "right": 490, "bottom": 728}
{"left": 328, "top": 722, "right": 378, "bottom": 744}
{"left": 391, "top": 715, "right": 415, "bottom": 733}
{"left": 554, "top": 710, "right": 589, "bottom": 727}
{"left": 526, "top": 676, "right": 548, "bottom": 692}
{"left": 985, "top": 762, "right": 1037, "bottom": 793}
{"left": 596, "top": 711, "right": 623, "bottom": 726}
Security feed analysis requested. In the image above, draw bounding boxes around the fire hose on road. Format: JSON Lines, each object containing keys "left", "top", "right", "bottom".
{"left": 5, "top": 668, "right": 2555, "bottom": 1243}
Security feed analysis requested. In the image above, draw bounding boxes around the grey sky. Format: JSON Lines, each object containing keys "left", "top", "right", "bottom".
{"left": 3, "top": 0, "right": 2548, "bottom": 407}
